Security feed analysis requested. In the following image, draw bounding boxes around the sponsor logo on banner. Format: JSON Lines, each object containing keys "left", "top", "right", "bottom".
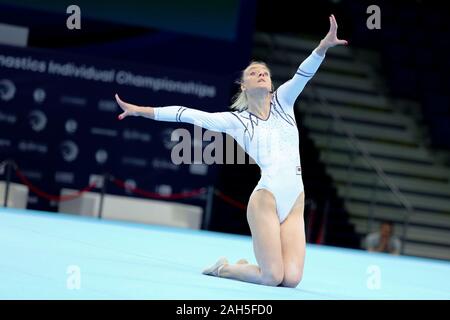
{"left": 124, "top": 179, "right": 136, "bottom": 194}
{"left": 95, "top": 149, "right": 108, "bottom": 164}
{"left": 152, "top": 158, "right": 179, "bottom": 171}
{"left": 0, "top": 79, "right": 16, "bottom": 101}
{"left": 89, "top": 174, "right": 103, "bottom": 188}
{"left": 27, "top": 196, "right": 38, "bottom": 204}
{"left": 98, "top": 99, "right": 118, "bottom": 112}
{"left": 60, "top": 95, "right": 87, "bottom": 106}
{"left": 122, "top": 129, "right": 151, "bottom": 143}
{"left": 0, "top": 139, "right": 12, "bottom": 148}
{"left": 90, "top": 127, "right": 118, "bottom": 137}
{"left": 60, "top": 140, "right": 79, "bottom": 162}
{"left": 0, "top": 111, "right": 16, "bottom": 124}
{"left": 189, "top": 164, "right": 208, "bottom": 176}
{"left": 28, "top": 110, "right": 47, "bottom": 132}
{"left": 21, "top": 170, "right": 43, "bottom": 180}
{"left": 65, "top": 119, "right": 78, "bottom": 134}
{"left": 33, "top": 88, "right": 46, "bottom": 104}
{"left": 55, "top": 171, "right": 75, "bottom": 184}
{"left": 122, "top": 157, "right": 147, "bottom": 168}
{"left": 18, "top": 140, "right": 48, "bottom": 154}
{"left": 156, "top": 184, "right": 172, "bottom": 196}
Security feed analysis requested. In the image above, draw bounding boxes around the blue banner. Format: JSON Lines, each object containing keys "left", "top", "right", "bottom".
{"left": 0, "top": 44, "right": 231, "bottom": 211}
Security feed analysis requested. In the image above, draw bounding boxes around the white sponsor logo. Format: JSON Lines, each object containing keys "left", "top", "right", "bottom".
{"left": 189, "top": 164, "right": 208, "bottom": 176}
{"left": 65, "top": 119, "right": 78, "bottom": 134}
{"left": 20, "top": 170, "right": 43, "bottom": 180}
{"left": 0, "top": 79, "right": 16, "bottom": 101}
{"left": 18, "top": 141, "right": 48, "bottom": 154}
{"left": 27, "top": 196, "right": 38, "bottom": 204}
{"left": 152, "top": 158, "right": 179, "bottom": 171}
{"left": 122, "top": 157, "right": 147, "bottom": 168}
{"left": 33, "top": 88, "right": 46, "bottom": 103}
{"left": 0, "top": 139, "right": 12, "bottom": 148}
{"left": 0, "top": 112, "right": 16, "bottom": 124}
{"left": 123, "top": 129, "right": 151, "bottom": 142}
{"left": 60, "top": 140, "right": 79, "bottom": 162}
{"left": 95, "top": 149, "right": 108, "bottom": 164}
{"left": 89, "top": 174, "right": 104, "bottom": 188}
{"left": 98, "top": 99, "right": 118, "bottom": 112}
{"left": 156, "top": 184, "right": 172, "bottom": 196}
{"left": 55, "top": 171, "right": 75, "bottom": 184}
{"left": 28, "top": 110, "right": 47, "bottom": 132}
{"left": 124, "top": 179, "right": 136, "bottom": 194}
{"left": 60, "top": 95, "right": 87, "bottom": 106}
{"left": 91, "top": 127, "right": 117, "bottom": 137}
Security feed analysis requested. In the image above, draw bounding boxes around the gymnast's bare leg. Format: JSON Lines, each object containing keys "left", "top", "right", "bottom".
{"left": 203, "top": 190, "right": 305, "bottom": 288}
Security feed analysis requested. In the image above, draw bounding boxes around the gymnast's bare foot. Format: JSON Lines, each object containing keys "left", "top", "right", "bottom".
{"left": 202, "top": 257, "right": 229, "bottom": 277}
{"left": 236, "top": 258, "right": 249, "bottom": 264}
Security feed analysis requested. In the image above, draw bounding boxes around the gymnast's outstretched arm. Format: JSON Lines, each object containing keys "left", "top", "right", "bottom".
{"left": 277, "top": 14, "right": 348, "bottom": 107}
{"left": 114, "top": 94, "right": 240, "bottom": 133}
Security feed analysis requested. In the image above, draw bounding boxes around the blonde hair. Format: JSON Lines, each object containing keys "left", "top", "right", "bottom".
{"left": 230, "top": 61, "right": 273, "bottom": 112}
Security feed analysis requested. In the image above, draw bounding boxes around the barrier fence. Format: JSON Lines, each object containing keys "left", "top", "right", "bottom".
{"left": 1, "top": 159, "right": 327, "bottom": 242}
{"left": 0, "top": 159, "right": 248, "bottom": 227}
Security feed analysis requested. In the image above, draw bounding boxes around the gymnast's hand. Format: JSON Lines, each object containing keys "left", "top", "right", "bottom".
{"left": 115, "top": 94, "right": 156, "bottom": 120}
{"left": 321, "top": 14, "right": 348, "bottom": 49}
{"left": 115, "top": 94, "right": 141, "bottom": 120}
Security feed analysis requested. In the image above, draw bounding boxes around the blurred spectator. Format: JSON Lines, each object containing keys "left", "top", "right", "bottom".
{"left": 364, "top": 220, "right": 402, "bottom": 255}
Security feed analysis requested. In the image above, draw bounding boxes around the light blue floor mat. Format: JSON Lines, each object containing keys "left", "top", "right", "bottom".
{"left": 1, "top": 207, "right": 449, "bottom": 299}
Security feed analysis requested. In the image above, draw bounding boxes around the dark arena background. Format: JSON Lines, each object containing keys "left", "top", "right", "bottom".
{"left": 0, "top": 0, "right": 449, "bottom": 303}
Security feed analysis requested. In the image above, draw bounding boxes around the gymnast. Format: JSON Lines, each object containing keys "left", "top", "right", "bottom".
{"left": 115, "top": 14, "right": 348, "bottom": 287}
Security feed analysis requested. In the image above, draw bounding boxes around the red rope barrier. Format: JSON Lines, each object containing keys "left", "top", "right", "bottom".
{"left": 214, "top": 189, "right": 247, "bottom": 210}
{"left": 14, "top": 168, "right": 99, "bottom": 202}
{"left": 7, "top": 160, "right": 247, "bottom": 210}
{"left": 111, "top": 177, "right": 207, "bottom": 200}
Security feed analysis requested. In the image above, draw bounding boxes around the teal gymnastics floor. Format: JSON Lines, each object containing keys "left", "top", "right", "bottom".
{"left": 1, "top": 207, "right": 449, "bottom": 299}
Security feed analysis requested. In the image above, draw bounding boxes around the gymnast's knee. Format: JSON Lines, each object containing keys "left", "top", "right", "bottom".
{"left": 281, "top": 271, "right": 303, "bottom": 288}
{"left": 261, "top": 266, "right": 284, "bottom": 286}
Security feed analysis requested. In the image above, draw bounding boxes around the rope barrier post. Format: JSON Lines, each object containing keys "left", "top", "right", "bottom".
{"left": 3, "top": 159, "right": 12, "bottom": 208}
{"left": 98, "top": 173, "right": 108, "bottom": 219}
{"left": 201, "top": 185, "right": 214, "bottom": 230}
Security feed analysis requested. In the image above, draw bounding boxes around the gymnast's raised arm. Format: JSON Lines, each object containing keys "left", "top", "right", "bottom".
{"left": 277, "top": 14, "right": 348, "bottom": 107}
{"left": 114, "top": 94, "right": 240, "bottom": 133}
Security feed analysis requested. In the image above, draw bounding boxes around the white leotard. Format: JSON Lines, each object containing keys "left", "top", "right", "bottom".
{"left": 153, "top": 50, "right": 325, "bottom": 222}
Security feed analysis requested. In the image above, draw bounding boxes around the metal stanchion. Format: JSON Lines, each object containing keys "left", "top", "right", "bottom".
{"left": 3, "top": 160, "right": 12, "bottom": 208}
{"left": 98, "top": 173, "right": 108, "bottom": 219}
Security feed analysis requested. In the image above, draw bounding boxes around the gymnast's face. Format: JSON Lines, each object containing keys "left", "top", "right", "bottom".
{"left": 242, "top": 63, "right": 272, "bottom": 94}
